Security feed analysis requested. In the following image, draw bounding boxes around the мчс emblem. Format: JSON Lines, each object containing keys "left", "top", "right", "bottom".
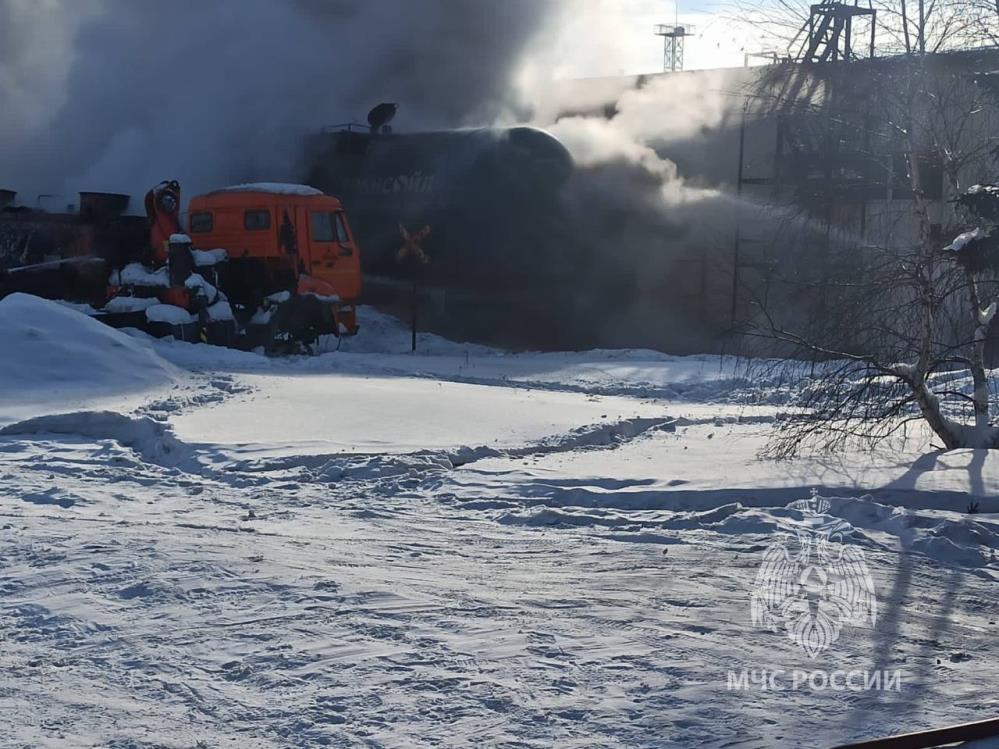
{"left": 750, "top": 496, "right": 877, "bottom": 658}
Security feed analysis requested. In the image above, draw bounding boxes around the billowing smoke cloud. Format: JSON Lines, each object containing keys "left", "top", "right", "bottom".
{"left": 3, "top": 0, "right": 761, "bottom": 352}
{"left": 513, "top": 51, "right": 746, "bottom": 350}
{"left": 0, "top": 1, "right": 99, "bottom": 150}
{"left": 1, "top": 0, "right": 556, "bottom": 203}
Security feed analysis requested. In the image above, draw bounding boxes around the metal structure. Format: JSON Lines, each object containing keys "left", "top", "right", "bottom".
{"left": 744, "top": 50, "right": 781, "bottom": 67}
{"left": 797, "top": 0, "right": 876, "bottom": 63}
{"left": 654, "top": 24, "right": 695, "bottom": 72}
{"left": 729, "top": 0, "right": 880, "bottom": 327}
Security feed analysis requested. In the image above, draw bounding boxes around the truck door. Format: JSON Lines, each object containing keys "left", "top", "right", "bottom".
{"left": 294, "top": 205, "right": 312, "bottom": 273}
{"left": 305, "top": 209, "right": 342, "bottom": 276}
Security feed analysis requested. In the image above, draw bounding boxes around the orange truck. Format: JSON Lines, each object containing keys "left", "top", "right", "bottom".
{"left": 2, "top": 180, "right": 363, "bottom": 352}
{"left": 186, "top": 183, "right": 362, "bottom": 341}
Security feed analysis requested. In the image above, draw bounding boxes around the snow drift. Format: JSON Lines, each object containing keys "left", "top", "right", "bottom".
{"left": 0, "top": 411, "right": 194, "bottom": 469}
{"left": 0, "top": 294, "right": 183, "bottom": 423}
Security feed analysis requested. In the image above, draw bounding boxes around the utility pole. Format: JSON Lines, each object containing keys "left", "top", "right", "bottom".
{"left": 396, "top": 224, "right": 431, "bottom": 353}
{"left": 730, "top": 101, "right": 748, "bottom": 328}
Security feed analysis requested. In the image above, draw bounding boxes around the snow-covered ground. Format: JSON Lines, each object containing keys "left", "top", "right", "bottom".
{"left": 3, "top": 294, "right": 999, "bottom": 748}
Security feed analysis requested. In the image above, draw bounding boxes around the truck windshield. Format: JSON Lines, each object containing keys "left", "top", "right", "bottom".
{"left": 311, "top": 211, "right": 350, "bottom": 244}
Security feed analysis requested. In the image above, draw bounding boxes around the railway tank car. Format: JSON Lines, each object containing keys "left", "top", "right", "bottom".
{"left": 303, "top": 124, "right": 578, "bottom": 346}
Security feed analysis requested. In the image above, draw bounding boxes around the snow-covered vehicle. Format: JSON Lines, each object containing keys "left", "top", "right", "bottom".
{"left": 0, "top": 180, "right": 363, "bottom": 352}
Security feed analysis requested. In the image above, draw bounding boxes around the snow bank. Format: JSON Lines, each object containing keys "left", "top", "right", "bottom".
{"left": 332, "top": 306, "right": 496, "bottom": 355}
{"left": 821, "top": 495, "right": 999, "bottom": 569}
{"left": 211, "top": 182, "right": 323, "bottom": 196}
{"left": 496, "top": 491, "right": 999, "bottom": 569}
{"left": 0, "top": 294, "right": 182, "bottom": 424}
{"left": 325, "top": 307, "right": 770, "bottom": 402}
{"left": 0, "top": 411, "right": 195, "bottom": 468}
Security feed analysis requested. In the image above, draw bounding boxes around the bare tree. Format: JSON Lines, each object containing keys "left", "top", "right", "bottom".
{"left": 746, "top": 53, "right": 999, "bottom": 455}
{"left": 716, "top": 0, "right": 999, "bottom": 455}
{"left": 731, "top": 0, "right": 999, "bottom": 56}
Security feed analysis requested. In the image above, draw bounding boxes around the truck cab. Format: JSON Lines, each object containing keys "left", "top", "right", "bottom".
{"left": 187, "top": 183, "right": 361, "bottom": 333}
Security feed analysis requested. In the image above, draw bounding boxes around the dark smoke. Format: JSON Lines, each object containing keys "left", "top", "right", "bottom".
{"left": 545, "top": 157, "right": 739, "bottom": 352}
{"left": 1, "top": 0, "right": 555, "bottom": 203}
{"left": 2, "top": 1, "right": 756, "bottom": 354}
{"left": 523, "top": 77, "right": 745, "bottom": 352}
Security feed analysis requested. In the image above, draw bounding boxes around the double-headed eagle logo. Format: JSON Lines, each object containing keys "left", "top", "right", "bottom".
{"left": 751, "top": 497, "right": 877, "bottom": 658}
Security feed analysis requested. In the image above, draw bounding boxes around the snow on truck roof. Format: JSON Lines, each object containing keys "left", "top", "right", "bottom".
{"left": 210, "top": 182, "right": 324, "bottom": 197}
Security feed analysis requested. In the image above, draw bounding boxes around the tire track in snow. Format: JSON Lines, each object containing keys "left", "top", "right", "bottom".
{"left": 2, "top": 430, "right": 998, "bottom": 747}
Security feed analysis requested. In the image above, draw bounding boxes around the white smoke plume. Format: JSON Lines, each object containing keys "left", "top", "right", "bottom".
{"left": 509, "top": 33, "right": 748, "bottom": 349}
{"left": 518, "top": 61, "right": 739, "bottom": 199}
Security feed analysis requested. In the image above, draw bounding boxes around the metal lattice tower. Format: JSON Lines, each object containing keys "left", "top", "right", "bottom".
{"left": 797, "top": 0, "right": 876, "bottom": 63}
{"left": 654, "top": 24, "right": 695, "bottom": 72}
